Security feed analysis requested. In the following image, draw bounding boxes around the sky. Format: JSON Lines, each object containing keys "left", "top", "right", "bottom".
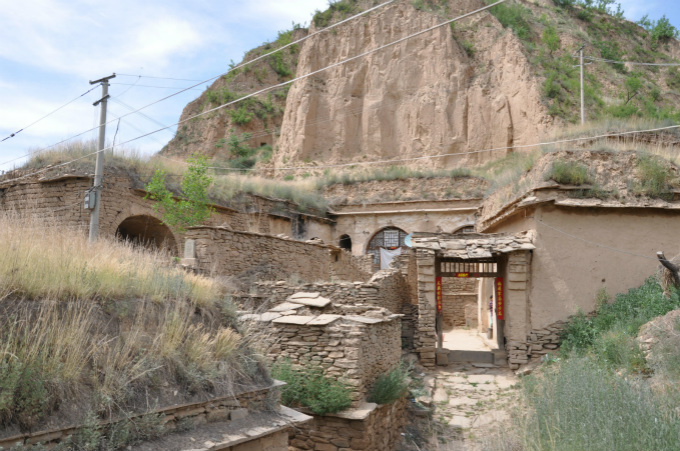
{"left": 0, "top": 0, "right": 679, "bottom": 172}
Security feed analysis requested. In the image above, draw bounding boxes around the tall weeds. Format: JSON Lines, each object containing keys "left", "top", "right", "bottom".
{"left": 0, "top": 212, "right": 217, "bottom": 305}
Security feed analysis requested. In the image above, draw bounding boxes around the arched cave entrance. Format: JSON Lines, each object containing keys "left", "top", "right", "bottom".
{"left": 366, "top": 226, "right": 409, "bottom": 271}
{"left": 339, "top": 234, "right": 352, "bottom": 252}
{"left": 115, "top": 215, "right": 177, "bottom": 255}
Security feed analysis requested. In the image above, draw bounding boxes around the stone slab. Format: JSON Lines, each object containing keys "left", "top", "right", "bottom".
{"left": 287, "top": 296, "right": 332, "bottom": 308}
{"left": 327, "top": 402, "right": 377, "bottom": 420}
{"left": 268, "top": 302, "right": 304, "bottom": 312}
{"left": 344, "top": 315, "right": 384, "bottom": 324}
{"left": 288, "top": 292, "right": 320, "bottom": 300}
{"left": 307, "top": 314, "right": 341, "bottom": 326}
{"left": 271, "top": 315, "right": 315, "bottom": 325}
{"left": 259, "top": 312, "right": 282, "bottom": 322}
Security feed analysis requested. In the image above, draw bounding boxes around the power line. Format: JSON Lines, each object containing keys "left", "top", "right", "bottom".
{"left": 0, "top": 85, "right": 99, "bottom": 143}
{"left": 4, "top": 120, "right": 680, "bottom": 185}
{"left": 115, "top": 74, "right": 205, "bottom": 82}
{"left": 0, "top": 0, "right": 397, "bottom": 169}
{"left": 111, "top": 0, "right": 509, "bottom": 152}
{"left": 160, "top": 121, "right": 680, "bottom": 173}
{"left": 111, "top": 83, "right": 206, "bottom": 91}
{"left": 585, "top": 55, "right": 680, "bottom": 67}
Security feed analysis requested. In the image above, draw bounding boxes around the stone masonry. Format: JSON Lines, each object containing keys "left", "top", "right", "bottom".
{"left": 185, "top": 226, "right": 370, "bottom": 283}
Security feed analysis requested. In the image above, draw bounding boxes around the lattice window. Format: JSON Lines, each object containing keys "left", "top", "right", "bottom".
{"left": 366, "top": 227, "right": 409, "bottom": 270}
{"left": 454, "top": 225, "right": 475, "bottom": 235}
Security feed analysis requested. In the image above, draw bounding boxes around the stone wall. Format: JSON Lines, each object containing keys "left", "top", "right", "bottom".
{"left": 266, "top": 317, "right": 401, "bottom": 405}
{"left": 288, "top": 398, "right": 407, "bottom": 451}
{"left": 255, "top": 268, "right": 410, "bottom": 314}
{"left": 506, "top": 320, "right": 566, "bottom": 369}
{"left": 253, "top": 268, "right": 415, "bottom": 347}
{"left": 505, "top": 251, "right": 533, "bottom": 369}
{"left": 0, "top": 383, "right": 284, "bottom": 450}
{"left": 441, "top": 278, "right": 477, "bottom": 328}
{"left": 225, "top": 430, "right": 288, "bottom": 451}
{"left": 186, "top": 226, "right": 369, "bottom": 282}
{"left": 415, "top": 249, "right": 438, "bottom": 367}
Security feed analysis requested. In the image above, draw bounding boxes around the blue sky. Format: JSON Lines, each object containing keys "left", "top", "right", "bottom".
{"left": 0, "top": 0, "right": 678, "bottom": 172}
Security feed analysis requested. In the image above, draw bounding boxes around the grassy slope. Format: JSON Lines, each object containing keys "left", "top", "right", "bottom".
{"left": 0, "top": 212, "right": 268, "bottom": 438}
{"left": 487, "top": 279, "right": 680, "bottom": 451}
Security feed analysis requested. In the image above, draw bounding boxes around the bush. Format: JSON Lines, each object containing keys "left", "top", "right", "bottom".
{"left": 545, "top": 160, "right": 590, "bottom": 185}
{"left": 367, "top": 364, "right": 410, "bottom": 405}
{"left": 271, "top": 361, "right": 352, "bottom": 415}
{"left": 487, "top": 1, "right": 532, "bottom": 41}
{"left": 561, "top": 278, "right": 680, "bottom": 355}
{"left": 632, "top": 154, "right": 676, "bottom": 198}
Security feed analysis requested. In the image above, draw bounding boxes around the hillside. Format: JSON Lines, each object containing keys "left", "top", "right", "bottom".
{"left": 161, "top": 0, "right": 680, "bottom": 174}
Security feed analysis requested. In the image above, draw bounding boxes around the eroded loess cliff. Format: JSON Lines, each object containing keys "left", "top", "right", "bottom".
{"left": 276, "top": 0, "right": 551, "bottom": 169}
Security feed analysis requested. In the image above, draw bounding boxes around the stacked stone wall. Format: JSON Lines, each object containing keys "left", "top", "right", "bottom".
{"left": 266, "top": 318, "right": 401, "bottom": 405}
{"left": 288, "top": 398, "right": 407, "bottom": 451}
{"left": 415, "top": 249, "right": 437, "bottom": 367}
{"left": 506, "top": 320, "right": 566, "bottom": 369}
{"left": 441, "top": 278, "right": 477, "bottom": 328}
{"left": 186, "top": 227, "right": 369, "bottom": 282}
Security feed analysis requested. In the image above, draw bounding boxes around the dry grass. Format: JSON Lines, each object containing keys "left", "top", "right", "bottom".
{"left": 0, "top": 211, "right": 218, "bottom": 305}
{"left": 0, "top": 212, "right": 266, "bottom": 432}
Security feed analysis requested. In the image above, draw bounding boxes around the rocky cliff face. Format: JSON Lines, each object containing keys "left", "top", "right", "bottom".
{"left": 275, "top": 0, "right": 551, "bottom": 169}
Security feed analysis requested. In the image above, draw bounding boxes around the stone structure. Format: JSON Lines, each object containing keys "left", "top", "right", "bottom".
{"left": 0, "top": 382, "right": 310, "bottom": 451}
{"left": 0, "top": 168, "right": 334, "bottom": 255}
{"left": 441, "top": 277, "right": 477, "bottom": 328}
{"left": 288, "top": 398, "right": 407, "bottom": 451}
{"left": 410, "top": 231, "right": 536, "bottom": 367}
{"left": 239, "top": 271, "right": 407, "bottom": 451}
{"left": 185, "top": 226, "right": 370, "bottom": 282}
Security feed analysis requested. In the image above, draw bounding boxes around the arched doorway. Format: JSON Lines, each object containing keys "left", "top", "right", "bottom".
{"left": 366, "top": 227, "right": 408, "bottom": 271}
{"left": 115, "top": 215, "right": 177, "bottom": 255}
{"left": 339, "top": 234, "right": 352, "bottom": 252}
{"left": 453, "top": 225, "right": 475, "bottom": 235}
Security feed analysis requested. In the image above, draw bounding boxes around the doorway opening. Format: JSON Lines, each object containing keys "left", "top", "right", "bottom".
{"left": 435, "top": 258, "right": 505, "bottom": 364}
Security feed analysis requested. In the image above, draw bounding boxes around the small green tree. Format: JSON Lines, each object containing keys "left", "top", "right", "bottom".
{"left": 623, "top": 75, "right": 642, "bottom": 105}
{"left": 542, "top": 25, "right": 560, "bottom": 55}
{"left": 145, "top": 155, "right": 214, "bottom": 234}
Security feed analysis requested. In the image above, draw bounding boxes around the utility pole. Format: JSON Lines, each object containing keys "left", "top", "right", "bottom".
{"left": 578, "top": 45, "right": 586, "bottom": 125}
{"left": 88, "top": 73, "right": 116, "bottom": 242}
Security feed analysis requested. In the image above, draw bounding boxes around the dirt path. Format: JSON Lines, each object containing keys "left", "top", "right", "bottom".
{"left": 403, "top": 362, "right": 519, "bottom": 451}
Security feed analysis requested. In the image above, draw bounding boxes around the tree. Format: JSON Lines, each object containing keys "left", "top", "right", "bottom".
{"left": 651, "top": 15, "right": 679, "bottom": 44}
{"left": 145, "top": 155, "right": 214, "bottom": 234}
{"left": 623, "top": 75, "right": 642, "bottom": 105}
{"left": 542, "top": 26, "right": 560, "bottom": 55}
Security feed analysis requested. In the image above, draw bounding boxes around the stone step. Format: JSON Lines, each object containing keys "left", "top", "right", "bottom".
{"left": 448, "top": 350, "right": 495, "bottom": 364}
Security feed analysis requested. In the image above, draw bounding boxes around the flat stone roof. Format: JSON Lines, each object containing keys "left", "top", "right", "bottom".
{"left": 411, "top": 231, "right": 535, "bottom": 258}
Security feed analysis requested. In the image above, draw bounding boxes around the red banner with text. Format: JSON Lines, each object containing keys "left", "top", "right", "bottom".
{"left": 495, "top": 277, "right": 504, "bottom": 320}
{"left": 436, "top": 277, "right": 443, "bottom": 313}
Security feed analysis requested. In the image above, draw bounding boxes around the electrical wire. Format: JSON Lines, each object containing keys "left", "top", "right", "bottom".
{"left": 0, "top": 0, "right": 397, "bottom": 168}
{"left": 157, "top": 121, "right": 680, "bottom": 173}
{"left": 115, "top": 74, "right": 206, "bottom": 82}
{"left": 584, "top": 55, "right": 680, "bottom": 67}
{"left": 111, "top": 83, "right": 206, "bottom": 91}
{"left": 0, "top": 85, "right": 99, "bottom": 143}
{"left": 108, "top": 0, "right": 509, "bottom": 153}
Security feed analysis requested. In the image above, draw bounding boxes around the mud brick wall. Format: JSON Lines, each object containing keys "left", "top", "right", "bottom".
{"left": 288, "top": 398, "right": 407, "bottom": 451}
{"left": 266, "top": 318, "right": 401, "bottom": 405}
{"left": 186, "top": 226, "right": 368, "bottom": 282}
